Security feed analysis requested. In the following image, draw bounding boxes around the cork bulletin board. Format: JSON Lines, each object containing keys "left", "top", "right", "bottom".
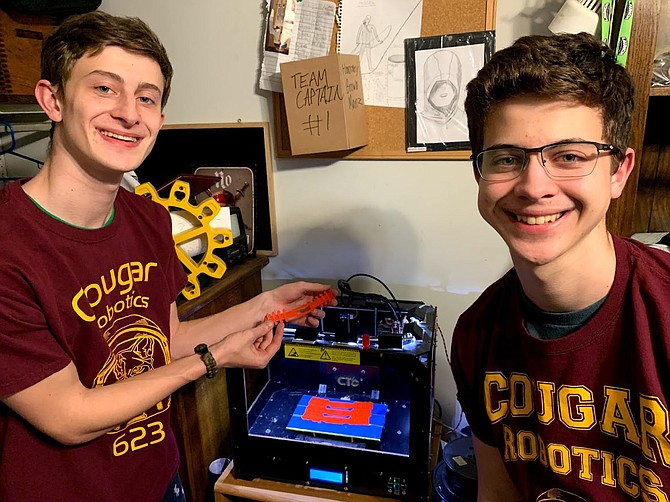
{"left": 272, "top": 0, "right": 497, "bottom": 160}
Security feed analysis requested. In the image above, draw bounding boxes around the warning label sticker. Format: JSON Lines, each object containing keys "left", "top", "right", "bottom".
{"left": 284, "top": 344, "right": 360, "bottom": 365}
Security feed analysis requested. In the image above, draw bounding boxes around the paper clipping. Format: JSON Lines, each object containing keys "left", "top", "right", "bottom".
{"left": 260, "top": 0, "right": 337, "bottom": 93}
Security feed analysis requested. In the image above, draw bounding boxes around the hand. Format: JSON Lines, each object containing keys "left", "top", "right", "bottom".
{"left": 210, "top": 321, "right": 283, "bottom": 369}
{"left": 262, "top": 282, "right": 337, "bottom": 328}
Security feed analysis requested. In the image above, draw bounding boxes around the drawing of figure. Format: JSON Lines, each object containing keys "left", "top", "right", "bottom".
{"left": 417, "top": 49, "right": 469, "bottom": 144}
{"left": 354, "top": 15, "right": 383, "bottom": 71}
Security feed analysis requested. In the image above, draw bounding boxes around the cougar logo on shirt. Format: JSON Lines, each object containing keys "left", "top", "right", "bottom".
{"left": 95, "top": 314, "right": 171, "bottom": 431}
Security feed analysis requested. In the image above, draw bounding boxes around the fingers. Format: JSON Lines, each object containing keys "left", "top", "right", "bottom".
{"left": 255, "top": 321, "right": 284, "bottom": 352}
{"left": 256, "top": 320, "right": 275, "bottom": 339}
{"left": 305, "top": 309, "right": 325, "bottom": 327}
{"left": 303, "top": 292, "right": 337, "bottom": 326}
{"left": 255, "top": 320, "right": 275, "bottom": 335}
{"left": 269, "top": 322, "right": 284, "bottom": 351}
{"left": 209, "top": 321, "right": 282, "bottom": 370}
{"left": 254, "top": 322, "right": 283, "bottom": 357}
{"left": 289, "top": 281, "right": 334, "bottom": 297}
{"left": 305, "top": 283, "right": 337, "bottom": 297}
{"left": 257, "top": 327, "right": 274, "bottom": 351}
{"left": 305, "top": 282, "right": 331, "bottom": 292}
{"left": 265, "top": 283, "right": 337, "bottom": 328}
{"left": 277, "top": 283, "right": 338, "bottom": 307}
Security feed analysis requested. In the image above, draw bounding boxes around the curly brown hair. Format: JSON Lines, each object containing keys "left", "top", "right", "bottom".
{"left": 465, "top": 32, "right": 634, "bottom": 159}
{"left": 41, "top": 10, "right": 173, "bottom": 109}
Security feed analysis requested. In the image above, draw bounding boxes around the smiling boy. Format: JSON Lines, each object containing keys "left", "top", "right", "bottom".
{"left": 0, "top": 11, "right": 334, "bottom": 501}
{"left": 450, "top": 33, "right": 670, "bottom": 501}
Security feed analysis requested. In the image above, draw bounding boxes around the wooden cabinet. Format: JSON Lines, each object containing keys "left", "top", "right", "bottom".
{"left": 607, "top": 0, "right": 670, "bottom": 236}
{"left": 173, "top": 255, "right": 269, "bottom": 502}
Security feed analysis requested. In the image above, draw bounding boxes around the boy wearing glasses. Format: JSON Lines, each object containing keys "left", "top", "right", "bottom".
{"left": 450, "top": 33, "right": 670, "bottom": 500}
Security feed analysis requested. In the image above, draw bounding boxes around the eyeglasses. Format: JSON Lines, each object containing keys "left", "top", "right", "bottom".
{"left": 472, "top": 141, "right": 621, "bottom": 182}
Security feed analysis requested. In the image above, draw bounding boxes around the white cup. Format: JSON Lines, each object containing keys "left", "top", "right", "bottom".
{"left": 548, "top": 0, "right": 600, "bottom": 36}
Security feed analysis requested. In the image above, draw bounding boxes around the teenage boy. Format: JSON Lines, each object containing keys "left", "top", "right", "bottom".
{"left": 450, "top": 32, "right": 670, "bottom": 501}
{"left": 0, "top": 11, "right": 335, "bottom": 502}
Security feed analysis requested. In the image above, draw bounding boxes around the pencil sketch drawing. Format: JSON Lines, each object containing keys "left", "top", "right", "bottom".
{"left": 341, "top": 0, "right": 423, "bottom": 107}
{"left": 416, "top": 49, "right": 469, "bottom": 144}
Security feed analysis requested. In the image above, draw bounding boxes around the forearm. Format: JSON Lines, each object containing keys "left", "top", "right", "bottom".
{"left": 4, "top": 356, "right": 206, "bottom": 445}
{"left": 5, "top": 316, "right": 281, "bottom": 446}
{"left": 170, "top": 294, "right": 267, "bottom": 359}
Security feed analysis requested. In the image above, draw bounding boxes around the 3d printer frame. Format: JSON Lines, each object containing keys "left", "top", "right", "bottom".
{"left": 225, "top": 296, "right": 437, "bottom": 501}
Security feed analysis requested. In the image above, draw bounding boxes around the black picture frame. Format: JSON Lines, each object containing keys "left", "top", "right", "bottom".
{"left": 404, "top": 30, "right": 495, "bottom": 152}
{"left": 136, "top": 122, "right": 277, "bottom": 256}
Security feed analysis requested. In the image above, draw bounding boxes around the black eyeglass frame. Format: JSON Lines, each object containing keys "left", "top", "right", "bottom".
{"left": 471, "top": 141, "right": 623, "bottom": 181}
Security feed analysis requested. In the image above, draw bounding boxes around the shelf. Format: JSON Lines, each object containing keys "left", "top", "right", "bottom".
{"left": 0, "top": 104, "right": 50, "bottom": 131}
{"left": 650, "top": 86, "right": 670, "bottom": 97}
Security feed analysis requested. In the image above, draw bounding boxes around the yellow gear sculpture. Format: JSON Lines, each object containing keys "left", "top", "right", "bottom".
{"left": 135, "top": 180, "right": 233, "bottom": 300}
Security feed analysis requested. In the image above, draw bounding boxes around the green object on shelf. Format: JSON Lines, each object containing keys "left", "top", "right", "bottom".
{"left": 602, "top": 0, "right": 635, "bottom": 67}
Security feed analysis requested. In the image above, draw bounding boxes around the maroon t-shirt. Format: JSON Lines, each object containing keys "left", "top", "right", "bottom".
{"left": 0, "top": 180, "right": 187, "bottom": 501}
{"left": 451, "top": 236, "right": 670, "bottom": 501}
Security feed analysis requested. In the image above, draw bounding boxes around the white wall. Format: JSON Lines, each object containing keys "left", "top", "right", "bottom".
{"left": 4, "top": 0, "right": 563, "bottom": 426}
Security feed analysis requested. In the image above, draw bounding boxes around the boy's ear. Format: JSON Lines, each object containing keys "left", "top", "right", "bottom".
{"left": 34, "top": 80, "right": 63, "bottom": 123}
{"left": 610, "top": 147, "right": 635, "bottom": 200}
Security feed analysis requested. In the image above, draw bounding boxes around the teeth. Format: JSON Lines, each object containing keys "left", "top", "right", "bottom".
{"left": 101, "top": 130, "right": 138, "bottom": 142}
{"left": 516, "top": 213, "right": 562, "bottom": 225}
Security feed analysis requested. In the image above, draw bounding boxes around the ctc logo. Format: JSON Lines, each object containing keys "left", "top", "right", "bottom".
{"left": 337, "top": 376, "right": 361, "bottom": 387}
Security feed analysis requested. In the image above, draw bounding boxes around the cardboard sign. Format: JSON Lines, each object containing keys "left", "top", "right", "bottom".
{"left": 280, "top": 54, "right": 368, "bottom": 155}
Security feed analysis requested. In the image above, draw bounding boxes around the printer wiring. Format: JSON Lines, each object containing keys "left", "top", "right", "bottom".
{"left": 338, "top": 273, "right": 401, "bottom": 320}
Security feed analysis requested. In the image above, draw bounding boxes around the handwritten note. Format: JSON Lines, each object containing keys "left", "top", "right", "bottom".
{"left": 293, "top": 0, "right": 337, "bottom": 60}
{"left": 341, "top": 63, "right": 363, "bottom": 111}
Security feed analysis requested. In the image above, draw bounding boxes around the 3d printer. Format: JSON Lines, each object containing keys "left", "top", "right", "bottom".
{"left": 226, "top": 286, "right": 437, "bottom": 500}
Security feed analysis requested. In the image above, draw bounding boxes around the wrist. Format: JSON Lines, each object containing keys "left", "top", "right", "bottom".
{"left": 194, "top": 343, "right": 217, "bottom": 379}
{"left": 254, "top": 291, "right": 273, "bottom": 323}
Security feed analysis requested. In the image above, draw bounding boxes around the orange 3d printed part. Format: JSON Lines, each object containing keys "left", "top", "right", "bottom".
{"left": 265, "top": 289, "right": 336, "bottom": 324}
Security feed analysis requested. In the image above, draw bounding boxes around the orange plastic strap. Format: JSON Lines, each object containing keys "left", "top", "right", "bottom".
{"left": 265, "top": 289, "right": 336, "bottom": 324}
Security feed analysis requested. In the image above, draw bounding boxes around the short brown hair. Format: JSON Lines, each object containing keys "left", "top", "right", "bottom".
{"left": 465, "top": 32, "right": 634, "bottom": 158}
{"left": 41, "top": 10, "right": 173, "bottom": 108}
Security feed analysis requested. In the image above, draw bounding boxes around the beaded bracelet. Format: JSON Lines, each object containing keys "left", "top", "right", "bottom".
{"left": 194, "top": 343, "right": 217, "bottom": 379}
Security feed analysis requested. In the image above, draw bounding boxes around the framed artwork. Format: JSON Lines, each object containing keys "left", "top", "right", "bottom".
{"left": 136, "top": 122, "right": 277, "bottom": 256}
{"left": 404, "top": 30, "right": 495, "bottom": 152}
